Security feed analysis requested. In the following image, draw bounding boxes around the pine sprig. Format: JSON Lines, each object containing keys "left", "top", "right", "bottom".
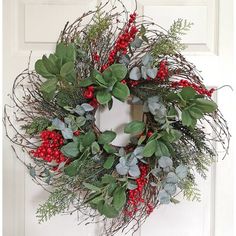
{"left": 169, "top": 19, "right": 193, "bottom": 37}
{"left": 36, "top": 188, "right": 75, "bottom": 223}
{"left": 152, "top": 19, "right": 193, "bottom": 56}
{"left": 181, "top": 178, "right": 201, "bottom": 202}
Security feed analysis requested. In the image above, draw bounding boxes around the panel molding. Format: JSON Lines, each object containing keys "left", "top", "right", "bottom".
{"left": 137, "top": 0, "right": 219, "bottom": 55}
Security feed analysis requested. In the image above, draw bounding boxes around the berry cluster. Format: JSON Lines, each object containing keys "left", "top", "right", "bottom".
{"left": 124, "top": 79, "right": 140, "bottom": 88}
{"left": 125, "top": 163, "right": 154, "bottom": 217}
{"left": 156, "top": 60, "right": 168, "bottom": 80}
{"left": 31, "top": 130, "right": 68, "bottom": 165}
{"left": 93, "top": 53, "right": 100, "bottom": 62}
{"left": 83, "top": 86, "right": 99, "bottom": 108}
{"left": 171, "top": 79, "right": 215, "bottom": 97}
{"left": 101, "top": 12, "right": 138, "bottom": 71}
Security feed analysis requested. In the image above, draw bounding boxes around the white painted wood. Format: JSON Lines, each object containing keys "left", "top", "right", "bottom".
{"left": 25, "top": 2, "right": 96, "bottom": 43}
{"left": 3, "top": 0, "right": 235, "bottom": 236}
{"left": 137, "top": 0, "right": 219, "bottom": 54}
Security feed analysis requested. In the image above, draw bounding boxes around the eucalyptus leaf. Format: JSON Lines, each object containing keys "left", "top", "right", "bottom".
{"left": 158, "top": 190, "right": 171, "bottom": 204}
{"left": 129, "top": 165, "right": 140, "bottom": 177}
{"left": 158, "top": 156, "right": 173, "bottom": 168}
{"left": 61, "top": 142, "right": 79, "bottom": 158}
{"left": 129, "top": 67, "right": 141, "bottom": 80}
{"left": 91, "top": 142, "right": 100, "bottom": 154}
{"left": 147, "top": 68, "right": 158, "bottom": 79}
{"left": 52, "top": 118, "right": 66, "bottom": 130}
{"left": 76, "top": 116, "right": 86, "bottom": 127}
{"left": 81, "top": 103, "right": 94, "bottom": 112}
{"left": 142, "top": 53, "right": 153, "bottom": 66}
{"left": 166, "top": 172, "right": 179, "bottom": 184}
{"left": 116, "top": 163, "right": 129, "bottom": 175}
{"left": 131, "top": 37, "right": 143, "bottom": 48}
{"left": 175, "top": 165, "right": 188, "bottom": 179}
{"left": 164, "top": 183, "right": 177, "bottom": 196}
{"left": 62, "top": 128, "right": 73, "bottom": 139}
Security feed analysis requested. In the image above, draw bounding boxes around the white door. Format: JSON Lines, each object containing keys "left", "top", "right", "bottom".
{"left": 3, "top": 0, "right": 235, "bottom": 236}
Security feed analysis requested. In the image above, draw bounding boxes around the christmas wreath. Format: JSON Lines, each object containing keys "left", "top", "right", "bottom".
{"left": 4, "top": 1, "right": 230, "bottom": 235}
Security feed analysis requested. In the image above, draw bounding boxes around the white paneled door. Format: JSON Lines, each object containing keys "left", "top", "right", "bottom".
{"left": 3, "top": 0, "right": 234, "bottom": 236}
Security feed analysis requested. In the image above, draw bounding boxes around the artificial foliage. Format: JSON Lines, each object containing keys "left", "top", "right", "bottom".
{"left": 4, "top": 1, "right": 230, "bottom": 235}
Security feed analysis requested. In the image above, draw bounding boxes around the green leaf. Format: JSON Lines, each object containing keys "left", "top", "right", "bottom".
{"left": 66, "top": 43, "right": 76, "bottom": 62}
{"left": 92, "top": 70, "right": 108, "bottom": 88}
{"left": 101, "top": 174, "right": 116, "bottom": 184}
{"left": 55, "top": 42, "right": 76, "bottom": 62}
{"left": 188, "top": 107, "right": 204, "bottom": 119}
{"left": 96, "top": 90, "right": 112, "bottom": 104}
{"left": 98, "top": 131, "right": 116, "bottom": 144}
{"left": 180, "top": 87, "right": 196, "bottom": 100}
{"left": 109, "top": 64, "right": 128, "bottom": 81}
{"left": 60, "top": 142, "right": 79, "bottom": 158}
{"left": 82, "top": 130, "right": 96, "bottom": 147}
{"left": 124, "top": 121, "right": 145, "bottom": 135}
{"left": 99, "top": 203, "right": 119, "bottom": 218}
{"left": 103, "top": 156, "right": 115, "bottom": 169}
{"left": 170, "top": 198, "right": 180, "bottom": 204}
{"left": 170, "top": 129, "right": 182, "bottom": 142}
{"left": 42, "top": 55, "right": 59, "bottom": 75}
{"left": 40, "top": 78, "right": 58, "bottom": 94}
{"left": 64, "top": 159, "right": 80, "bottom": 176}
{"left": 91, "top": 142, "right": 100, "bottom": 154}
{"left": 112, "top": 187, "right": 126, "bottom": 211}
{"left": 60, "top": 62, "right": 74, "bottom": 77}
{"left": 103, "top": 144, "right": 116, "bottom": 154}
{"left": 83, "top": 182, "right": 101, "bottom": 192}
{"left": 76, "top": 116, "right": 86, "bottom": 127}
{"left": 138, "top": 135, "right": 146, "bottom": 145}
{"left": 90, "top": 195, "right": 104, "bottom": 204}
{"left": 102, "top": 68, "right": 112, "bottom": 81}
{"left": 112, "top": 82, "right": 130, "bottom": 102}
{"left": 56, "top": 91, "right": 73, "bottom": 107}
{"left": 143, "top": 140, "right": 157, "bottom": 157}
{"left": 55, "top": 43, "right": 67, "bottom": 59}
{"left": 155, "top": 141, "right": 170, "bottom": 157}
{"left": 195, "top": 98, "right": 217, "bottom": 113}
{"left": 140, "top": 24, "right": 146, "bottom": 35}
{"left": 79, "top": 78, "right": 93, "bottom": 87}
{"left": 166, "top": 92, "right": 180, "bottom": 102}
{"left": 35, "top": 59, "right": 56, "bottom": 79}
{"left": 181, "top": 110, "right": 193, "bottom": 126}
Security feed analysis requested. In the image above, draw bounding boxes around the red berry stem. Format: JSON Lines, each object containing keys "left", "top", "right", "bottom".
{"left": 171, "top": 79, "right": 215, "bottom": 97}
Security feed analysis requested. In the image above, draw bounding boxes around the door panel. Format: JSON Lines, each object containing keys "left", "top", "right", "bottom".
{"left": 3, "top": 0, "right": 234, "bottom": 236}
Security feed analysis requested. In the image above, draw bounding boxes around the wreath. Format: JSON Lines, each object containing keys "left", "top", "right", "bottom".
{"left": 4, "top": 1, "right": 230, "bottom": 235}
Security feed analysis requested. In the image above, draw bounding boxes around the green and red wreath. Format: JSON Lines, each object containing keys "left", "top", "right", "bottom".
{"left": 4, "top": 1, "right": 230, "bottom": 235}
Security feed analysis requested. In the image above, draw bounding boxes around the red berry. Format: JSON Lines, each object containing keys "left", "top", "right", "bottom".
{"left": 83, "top": 89, "right": 94, "bottom": 99}
{"left": 147, "top": 130, "right": 153, "bottom": 138}
{"left": 73, "top": 130, "right": 80, "bottom": 136}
